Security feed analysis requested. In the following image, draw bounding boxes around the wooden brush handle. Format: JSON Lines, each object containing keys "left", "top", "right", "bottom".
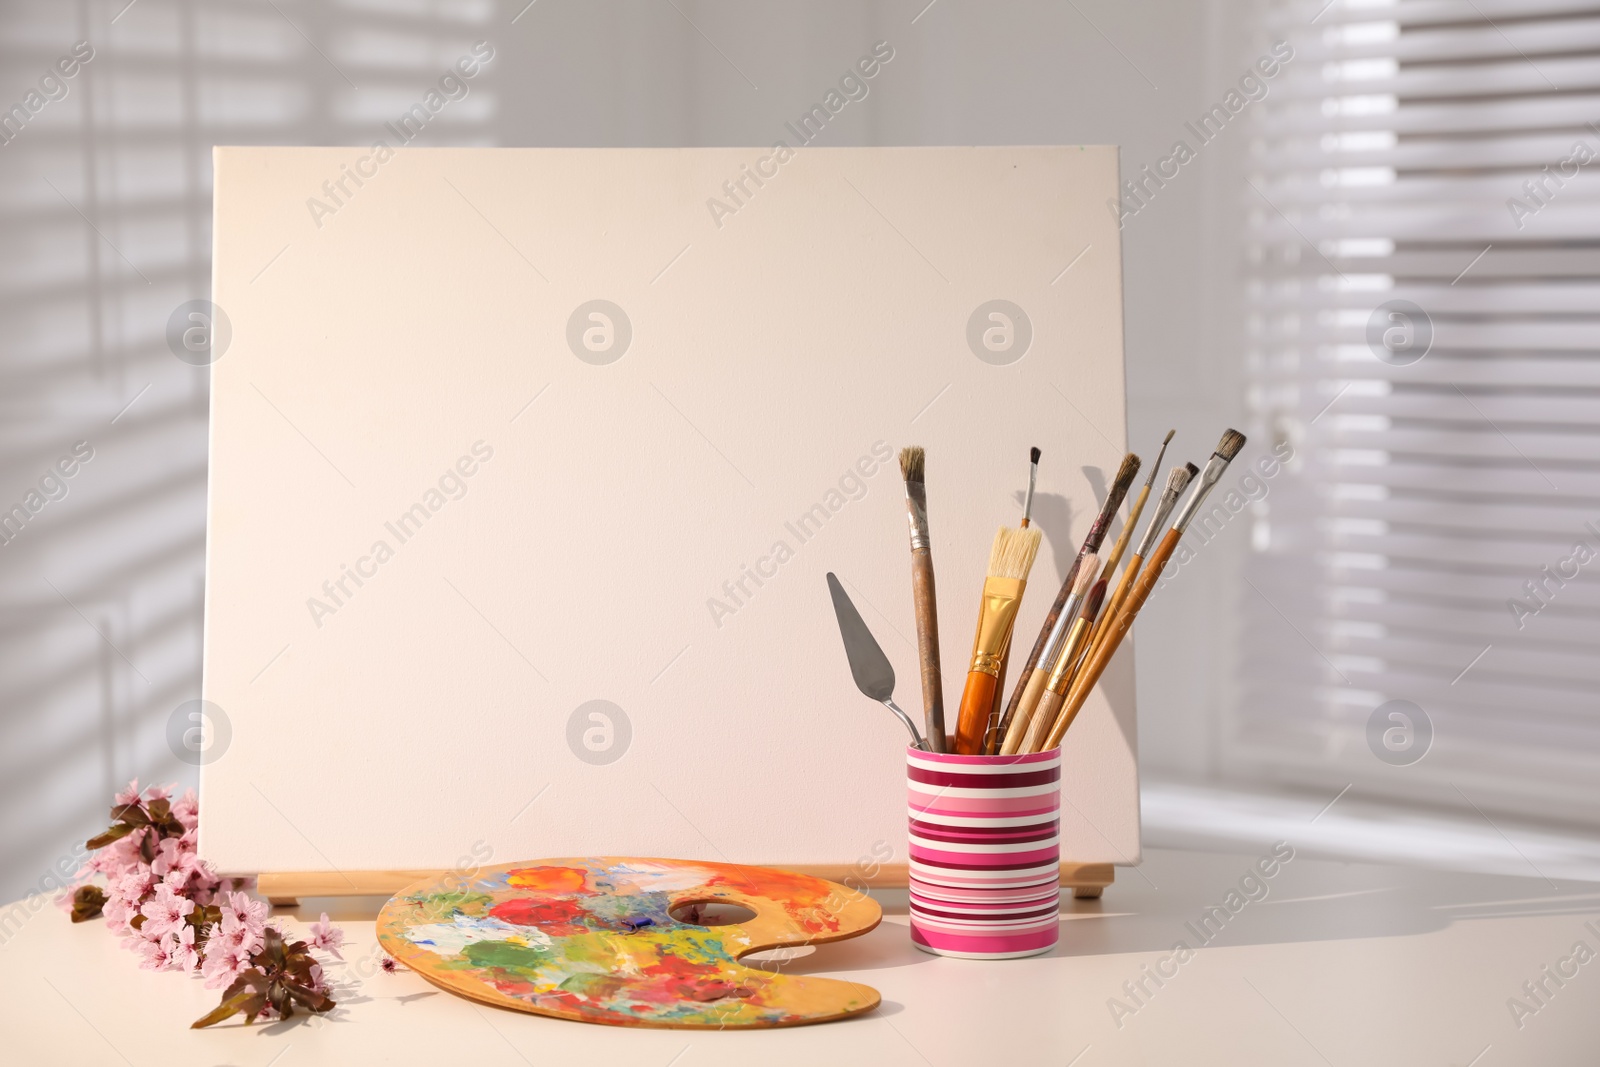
{"left": 1047, "top": 529, "right": 1180, "bottom": 750}
{"left": 999, "top": 667, "right": 1051, "bottom": 755}
{"left": 1091, "top": 551, "right": 1143, "bottom": 660}
{"left": 1100, "top": 482, "right": 1149, "bottom": 576}
{"left": 1022, "top": 688, "right": 1065, "bottom": 753}
{"left": 953, "top": 670, "right": 1000, "bottom": 755}
{"left": 984, "top": 643, "right": 1012, "bottom": 753}
{"left": 991, "top": 555, "right": 1081, "bottom": 749}
{"left": 910, "top": 549, "right": 947, "bottom": 753}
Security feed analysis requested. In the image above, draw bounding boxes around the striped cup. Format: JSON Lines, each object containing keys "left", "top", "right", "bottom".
{"left": 907, "top": 745, "right": 1061, "bottom": 959}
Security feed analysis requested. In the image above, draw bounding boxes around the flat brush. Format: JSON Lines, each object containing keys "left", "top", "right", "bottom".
{"left": 1081, "top": 461, "right": 1198, "bottom": 674}
{"left": 1043, "top": 429, "right": 1246, "bottom": 751}
{"left": 987, "top": 452, "right": 1141, "bottom": 753}
{"left": 1022, "top": 570, "right": 1109, "bottom": 753}
{"left": 899, "top": 446, "right": 947, "bottom": 753}
{"left": 952, "top": 525, "right": 1043, "bottom": 754}
{"left": 999, "top": 556, "right": 1095, "bottom": 755}
{"left": 985, "top": 446, "right": 1042, "bottom": 751}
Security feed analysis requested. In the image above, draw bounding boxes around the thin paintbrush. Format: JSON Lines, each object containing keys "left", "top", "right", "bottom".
{"left": 987, "top": 453, "right": 1141, "bottom": 753}
{"left": 1022, "top": 447, "right": 1041, "bottom": 528}
{"left": 898, "top": 447, "right": 946, "bottom": 753}
{"left": 1000, "top": 557, "right": 1095, "bottom": 754}
{"left": 1042, "top": 430, "right": 1247, "bottom": 751}
{"left": 952, "top": 525, "right": 1043, "bottom": 754}
{"left": 1081, "top": 462, "right": 1198, "bottom": 676}
{"left": 1095, "top": 432, "right": 1171, "bottom": 591}
{"left": 983, "top": 446, "right": 1043, "bottom": 752}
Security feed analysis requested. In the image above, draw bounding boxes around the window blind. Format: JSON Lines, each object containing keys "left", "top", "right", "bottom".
{"left": 1236, "top": 0, "right": 1600, "bottom": 824}
{"left": 0, "top": 0, "right": 493, "bottom": 904}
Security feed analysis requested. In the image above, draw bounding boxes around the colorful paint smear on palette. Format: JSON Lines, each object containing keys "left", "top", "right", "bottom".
{"left": 375, "top": 857, "right": 882, "bottom": 1028}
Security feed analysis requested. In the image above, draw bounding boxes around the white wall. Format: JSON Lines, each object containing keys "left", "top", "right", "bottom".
{"left": 0, "top": 0, "right": 1235, "bottom": 903}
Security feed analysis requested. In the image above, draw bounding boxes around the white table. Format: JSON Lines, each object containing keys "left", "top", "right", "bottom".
{"left": 6, "top": 846, "right": 1598, "bottom": 1065}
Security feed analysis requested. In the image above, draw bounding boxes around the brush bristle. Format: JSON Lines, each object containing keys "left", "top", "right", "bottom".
{"left": 1162, "top": 429, "right": 1175, "bottom": 445}
{"left": 1216, "top": 428, "right": 1246, "bottom": 461}
{"left": 1072, "top": 555, "right": 1099, "bottom": 596}
{"left": 899, "top": 445, "right": 925, "bottom": 483}
{"left": 1167, "top": 464, "right": 1197, "bottom": 494}
{"left": 988, "top": 525, "right": 1043, "bottom": 581}
{"left": 1030, "top": 446, "right": 1041, "bottom": 465}
{"left": 1113, "top": 452, "right": 1141, "bottom": 492}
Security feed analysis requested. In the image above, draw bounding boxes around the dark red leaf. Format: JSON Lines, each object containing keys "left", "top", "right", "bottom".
{"left": 191, "top": 991, "right": 257, "bottom": 1029}
{"left": 69, "top": 885, "right": 107, "bottom": 923}
{"left": 285, "top": 982, "right": 335, "bottom": 1014}
{"left": 84, "top": 823, "right": 135, "bottom": 850}
{"left": 110, "top": 803, "right": 150, "bottom": 826}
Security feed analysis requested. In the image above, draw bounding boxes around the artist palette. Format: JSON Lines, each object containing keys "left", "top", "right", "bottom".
{"left": 375, "top": 857, "right": 881, "bottom": 1028}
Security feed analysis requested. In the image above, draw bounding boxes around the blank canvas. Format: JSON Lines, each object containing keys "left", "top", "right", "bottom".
{"left": 200, "top": 145, "right": 1139, "bottom": 876}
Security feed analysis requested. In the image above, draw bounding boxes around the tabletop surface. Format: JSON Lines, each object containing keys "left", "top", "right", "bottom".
{"left": 6, "top": 845, "right": 1600, "bottom": 1066}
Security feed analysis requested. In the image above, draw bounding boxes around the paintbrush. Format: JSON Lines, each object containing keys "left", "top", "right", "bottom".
{"left": 983, "top": 446, "right": 1043, "bottom": 751}
{"left": 1081, "top": 461, "right": 1198, "bottom": 674}
{"left": 952, "top": 525, "right": 1043, "bottom": 754}
{"left": 1094, "top": 432, "right": 1171, "bottom": 592}
{"left": 987, "top": 453, "right": 1141, "bottom": 753}
{"left": 1021, "top": 566, "right": 1110, "bottom": 753}
{"left": 1000, "top": 557, "right": 1096, "bottom": 754}
{"left": 1021, "top": 446, "right": 1041, "bottom": 528}
{"left": 1042, "top": 429, "right": 1246, "bottom": 751}
{"left": 898, "top": 446, "right": 946, "bottom": 753}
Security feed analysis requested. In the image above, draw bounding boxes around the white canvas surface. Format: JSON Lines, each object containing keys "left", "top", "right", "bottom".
{"left": 200, "top": 145, "right": 1139, "bottom": 874}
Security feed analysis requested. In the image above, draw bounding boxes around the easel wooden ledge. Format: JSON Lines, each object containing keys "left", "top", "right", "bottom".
{"left": 257, "top": 863, "right": 1114, "bottom": 907}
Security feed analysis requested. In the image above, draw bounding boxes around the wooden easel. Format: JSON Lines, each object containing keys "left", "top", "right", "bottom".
{"left": 258, "top": 863, "right": 1114, "bottom": 907}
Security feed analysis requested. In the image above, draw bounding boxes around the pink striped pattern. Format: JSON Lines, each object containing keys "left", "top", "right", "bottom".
{"left": 907, "top": 745, "right": 1061, "bottom": 959}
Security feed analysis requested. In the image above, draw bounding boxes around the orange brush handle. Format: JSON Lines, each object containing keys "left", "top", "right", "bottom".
{"left": 953, "top": 671, "right": 1000, "bottom": 755}
{"left": 1047, "top": 529, "right": 1180, "bottom": 749}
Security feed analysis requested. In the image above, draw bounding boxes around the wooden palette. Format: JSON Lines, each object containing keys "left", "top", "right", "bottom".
{"left": 375, "top": 857, "right": 882, "bottom": 1028}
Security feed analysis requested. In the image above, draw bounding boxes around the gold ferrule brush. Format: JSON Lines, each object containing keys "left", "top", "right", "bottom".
{"left": 952, "top": 525, "right": 1042, "bottom": 754}
{"left": 967, "top": 577, "right": 1026, "bottom": 675}
{"left": 1021, "top": 579, "right": 1108, "bottom": 752}
{"left": 999, "top": 554, "right": 1097, "bottom": 756}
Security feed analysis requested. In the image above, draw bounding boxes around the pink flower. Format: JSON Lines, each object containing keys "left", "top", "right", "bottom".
{"left": 138, "top": 885, "right": 194, "bottom": 939}
{"left": 103, "top": 869, "right": 155, "bottom": 934}
{"left": 226, "top": 891, "right": 268, "bottom": 935}
{"left": 144, "top": 783, "right": 173, "bottom": 803}
{"left": 171, "top": 789, "right": 200, "bottom": 831}
{"left": 308, "top": 913, "right": 345, "bottom": 960}
{"left": 138, "top": 933, "right": 176, "bottom": 971}
{"left": 102, "top": 896, "right": 135, "bottom": 932}
{"left": 172, "top": 924, "right": 200, "bottom": 972}
{"left": 200, "top": 932, "right": 255, "bottom": 989}
{"left": 113, "top": 779, "right": 141, "bottom": 806}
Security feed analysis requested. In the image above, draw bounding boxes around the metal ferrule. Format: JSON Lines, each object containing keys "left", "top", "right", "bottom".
{"left": 1046, "top": 617, "right": 1092, "bottom": 691}
{"left": 904, "top": 484, "right": 930, "bottom": 551}
{"left": 967, "top": 576, "right": 1025, "bottom": 676}
{"left": 1171, "top": 455, "right": 1229, "bottom": 534}
{"left": 1037, "top": 586, "right": 1088, "bottom": 666}
{"left": 1135, "top": 485, "right": 1184, "bottom": 558}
